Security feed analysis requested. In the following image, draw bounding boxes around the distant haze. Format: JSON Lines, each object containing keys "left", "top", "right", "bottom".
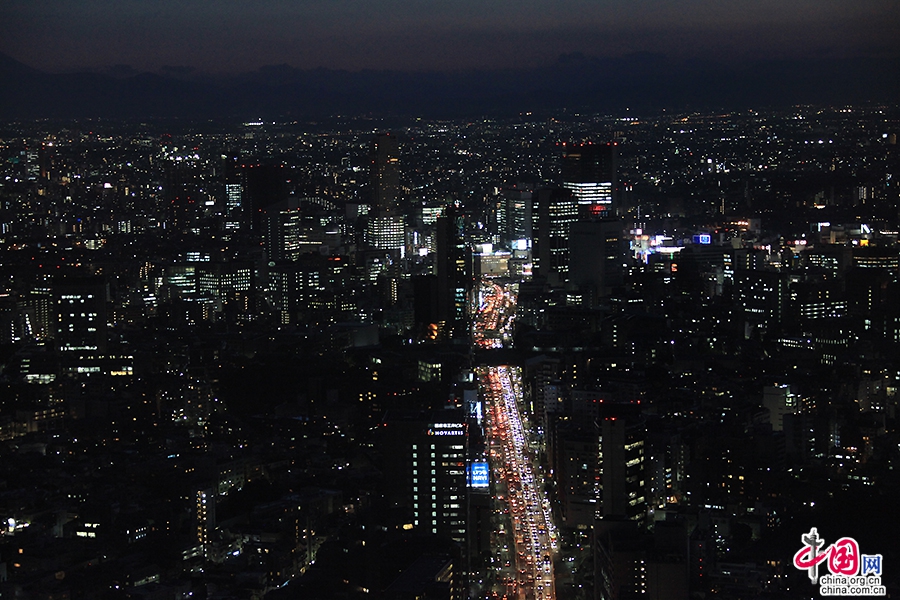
{"left": 1, "top": 0, "right": 897, "bottom": 73}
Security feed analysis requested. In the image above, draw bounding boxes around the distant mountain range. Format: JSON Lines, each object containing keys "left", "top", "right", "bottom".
{"left": 0, "top": 52, "right": 897, "bottom": 119}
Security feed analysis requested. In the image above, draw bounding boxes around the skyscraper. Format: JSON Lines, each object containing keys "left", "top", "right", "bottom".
{"left": 436, "top": 205, "right": 474, "bottom": 341}
{"left": 500, "top": 186, "right": 533, "bottom": 247}
{"left": 532, "top": 187, "right": 578, "bottom": 285}
{"left": 561, "top": 142, "right": 618, "bottom": 216}
{"left": 379, "top": 411, "right": 469, "bottom": 544}
{"left": 370, "top": 132, "right": 400, "bottom": 216}
{"left": 569, "top": 219, "right": 626, "bottom": 302}
{"left": 243, "top": 163, "right": 289, "bottom": 234}
{"left": 599, "top": 415, "right": 647, "bottom": 523}
{"left": 56, "top": 276, "right": 107, "bottom": 357}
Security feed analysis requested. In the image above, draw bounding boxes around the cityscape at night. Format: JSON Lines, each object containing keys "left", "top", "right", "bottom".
{"left": 0, "top": 105, "right": 897, "bottom": 599}
{"left": 1, "top": 2, "right": 900, "bottom": 597}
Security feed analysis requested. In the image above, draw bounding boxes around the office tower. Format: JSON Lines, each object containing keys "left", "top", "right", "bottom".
{"left": 195, "top": 487, "right": 216, "bottom": 558}
{"left": 220, "top": 154, "right": 246, "bottom": 231}
{"left": 380, "top": 411, "right": 469, "bottom": 544}
{"left": 561, "top": 142, "right": 617, "bottom": 216}
{"left": 55, "top": 276, "right": 108, "bottom": 358}
{"left": 500, "top": 186, "right": 532, "bottom": 247}
{"left": 224, "top": 182, "right": 243, "bottom": 231}
{"left": 412, "top": 419, "right": 468, "bottom": 543}
{"left": 734, "top": 270, "right": 788, "bottom": 336}
{"left": 365, "top": 214, "right": 406, "bottom": 258}
{"left": 763, "top": 384, "right": 798, "bottom": 432}
{"left": 549, "top": 416, "right": 599, "bottom": 528}
{"left": 436, "top": 206, "right": 473, "bottom": 341}
{"left": 594, "top": 520, "right": 689, "bottom": 600}
{"left": 370, "top": 132, "right": 400, "bottom": 215}
{"left": 197, "top": 262, "right": 253, "bottom": 300}
{"left": 599, "top": 415, "right": 646, "bottom": 522}
{"left": 569, "top": 219, "right": 625, "bottom": 302}
{"left": 243, "top": 163, "right": 289, "bottom": 233}
{"left": 532, "top": 187, "right": 578, "bottom": 285}
{"left": 164, "top": 162, "right": 201, "bottom": 231}
{"left": 263, "top": 198, "right": 304, "bottom": 263}
{"left": 270, "top": 255, "right": 349, "bottom": 325}
{"left": 0, "top": 293, "right": 15, "bottom": 345}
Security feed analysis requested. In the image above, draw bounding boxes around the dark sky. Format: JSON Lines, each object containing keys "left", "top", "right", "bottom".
{"left": 2, "top": 0, "right": 898, "bottom": 73}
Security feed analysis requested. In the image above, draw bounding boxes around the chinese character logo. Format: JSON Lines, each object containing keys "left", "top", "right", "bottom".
{"left": 862, "top": 555, "right": 883, "bottom": 577}
{"left": 793, "top": 527, "right": 827, "bottom": 584}
{"left": 793, "top": 529, "right": 862, "bottom": 581}
{"left": 793, "top": 527, "right": 885, "bottom": 596}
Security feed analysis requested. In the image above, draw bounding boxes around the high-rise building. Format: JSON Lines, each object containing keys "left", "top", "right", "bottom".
{"left": 735, "top": 270, "right": 788, "bottom": 335}
{"left": 55, "top": 276, "right": 108, "bottom": 358}
{"left": 598, "top": 415, "right": 646, "bottom": 523}
{"left": 10, "top": 288, "right": 52, "bottom": 342}
{"left": 164, "top": 162, "right": 201, "bottom": 231}
{"left": 561, "top": 142, "right": 618, "bottom": 216}
{"left": 569, "top": 219, "right": 626, "bottom": 302}
{"left": 549, "top": 417, "right": 599, "bottom": 528}
{"left": 532, "top": 187, "right": 578, "bottom": 285}
{"left": 221, "top": 154, "right": 246, "bottom": 232}
{"left": 379, "top": 411, "right": 469, "bottom": 544}
{"left": 195, "top": 487, "right": 216, "bottom": 559}
{"left": 365, "top": 214, "right": 406, "bottom": 258}
{"left": 243, "top": 163, "right": 289, "bottom": 233}
{"left": 263, "top": 198, "right": 303, "bottom": 262}
{"left": 500, "top": 186, "right": 533, "bottom": 247}
{"left": 412, "top": 419, "right": 468, "bottom": 543}
{"left": 763, "top": 384, "right": 798, "bottom": 432}
{"left": 370, "top": 133, "right": 400, "bottom": 216}
{"left": 594, "top": 520, "right": 689, "bottom": 600}
{"left": 436, "top": 206, "right": 474, "bottom": 340}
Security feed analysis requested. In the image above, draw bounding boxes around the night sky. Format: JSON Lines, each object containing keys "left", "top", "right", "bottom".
{"left": 1, "top": 0, "right": 898, "bottom": 74}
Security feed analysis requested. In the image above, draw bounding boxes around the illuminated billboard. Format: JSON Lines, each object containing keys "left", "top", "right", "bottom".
{"left": 469, "top": 461, "right": 490, "bottom": 488}
{"left": 692, "top": 234, "right": 712, "bottom": 245}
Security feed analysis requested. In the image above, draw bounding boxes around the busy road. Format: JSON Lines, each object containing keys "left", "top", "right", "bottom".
{"left": 482, "top": 365, "right": 557, "bottom": 600}
{"left": 474, "top": 278, "right": 557, "bottom": 600}
{"left": 473, "top": 280, "right": 516, "bottom": 349}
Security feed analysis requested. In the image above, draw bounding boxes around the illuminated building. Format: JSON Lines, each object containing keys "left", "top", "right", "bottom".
{"left": 224, "top": 182, "right": 243, "bottom": 231}
{"left": 380, "top": 411, "right": 469, "bottom": 544}
{"left": 763, "top": 384, "right": 798, "bottom": 432}
{"left": 532, "top": 187, "right": 578, "bottom": 285}
{"left": 499, "top": 186, "right": 532, "bottom": 247}
{"left": 195, "top": 487, "right": 216, "bottom": 558}
{"left": 412, "top": 420, "right": 468, "bottom": 543}
{"left": 269, "top": 255, "right": 348, "bottom": 324}
{"left": 55, "top": 276, "right": 108, "bottom": 361}
{"left": 561, "top": 142, "right": 617, "bottom": 216}
{"left": 598, "top": 415, "right": 646, "bottom": 523}
{"left": 735, "top": 270, "right": 788, "bottom": 335}
{"left": 221, "top": 154, "right": 245, "bottom": 231}
{"left": 263, "top": 198, "right": 316, "bottom": 262}
{"left": 365, "top": 214, "right": 406, "bottom": 258}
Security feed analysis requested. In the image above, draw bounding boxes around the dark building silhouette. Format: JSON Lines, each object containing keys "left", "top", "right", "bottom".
{"left": 370, "top": 133, "right": 400, "bottom": 216}
{"left": 569, "top": 218, "right": 626, "bottom": 303}
{"left": 436, "top": 206, "right": 474, "bottom": 341}
{"left": 164, "top": 162, "right": 201, "bottom": 231}
{"left": 243, "top": 163, "right": 289, "bottom": 233}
